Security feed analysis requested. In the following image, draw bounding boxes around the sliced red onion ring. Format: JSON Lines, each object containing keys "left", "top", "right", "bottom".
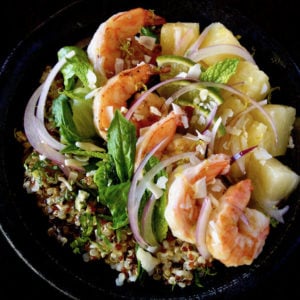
{"left": 125, "top": 77, "right": 197, "bottom": 120}
{"left": 24, "top": 86, "right": 71, "bottom": 176}
{"left": 184, "top": 23, "right": 214, "bottom": 58}
{"left": 200, "top": 81, "right": 278, "bottom": 144}
{"left": 202, "top": 103, "right": 218, "bottom": 132}
{"left": 188, "top": 44, "right": 256, "bottom": 65}
{"left": 128, "top": 139, "right": 168, "bottom": 249}
{"left": 128, "top": 138, "right": 197, "bottom": 248}
{"left": 36, "top": 50, "right": 76, "bottom": 121}
{"left": 230, "top": 145, "right": 258, "bottom": 164}
{"left": 195, "top": 197, "right": 212, "bottom": 260}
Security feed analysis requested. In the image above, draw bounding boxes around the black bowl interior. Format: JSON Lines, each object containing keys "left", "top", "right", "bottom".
{"left": 0, "top": 0, "right": 299, "bottom": 299}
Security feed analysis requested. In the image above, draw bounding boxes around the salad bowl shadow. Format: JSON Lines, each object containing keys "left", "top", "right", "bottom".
{"left": 0, "top": 0, "right": 299, "bottom": 299}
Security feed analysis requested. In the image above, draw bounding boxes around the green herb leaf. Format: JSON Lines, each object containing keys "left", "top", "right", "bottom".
{"left": 145, "top": 156, "right": 168, "bottom": 242}
{"left": 52, "top": 94, "right": 82, "bottom": 144}
{"left": 58, "top": 46, "right": 98, "bottom": 90}
{"left": 200, "top": 58, "right": 239, "bottom": 84}
{"left": 140, "top": 26, "right": 159, "bottom": 42}
{"left": 61, "top": 144, "right": 108, "bottom": 159}
{"left": 107, "top": 110, "right": 137, "bottom": 182}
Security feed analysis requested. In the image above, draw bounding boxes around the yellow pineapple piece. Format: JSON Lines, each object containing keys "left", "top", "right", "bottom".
{"left": 250, "top": 104, "right": 296, "bottom": 156}
{"left": 222, "top": 61, "right": 270, "bottom": 101}
{"left": 199, "top": 22, "right": 241, "bottom": 66}
{"left": 246, "top": 148, "right": 299, "bottom": 221}
{"left": 160, "top": 22, "right": 199, "bottom": 56}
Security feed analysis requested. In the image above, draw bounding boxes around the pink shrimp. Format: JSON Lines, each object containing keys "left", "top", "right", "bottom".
{"left": 206, "top": 179, "right": 270, "bottom": 266}
{"left": 87, "top": 8, "right": 166, "bottom": 78}
{"left": 164, "top": 154, "right": 231, "bottom": 244}
{"left": 93, "top": 63, "right": 155, "bottom": 139}
{"left": 134, "top": 111, "right": 182, "bottom": 169}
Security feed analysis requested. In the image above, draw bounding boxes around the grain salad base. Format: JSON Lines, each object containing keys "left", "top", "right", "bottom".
{"left": 21, "top": 149, "right": 210, "bottom": 288}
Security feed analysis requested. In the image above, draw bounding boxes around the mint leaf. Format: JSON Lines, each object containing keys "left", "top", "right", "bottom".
{"left": 200, "top": 58, "right": 239, "bottom": 84}
{"left": 107, "top": 110, "right": 136, "bottom": 182}
{"left": 58, "top": 46, "right": 97, "bottom": 90}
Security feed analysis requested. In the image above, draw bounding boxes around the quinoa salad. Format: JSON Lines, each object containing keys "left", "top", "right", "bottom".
{"left": 17, "top": 7, "right": 299, "bottom": 288}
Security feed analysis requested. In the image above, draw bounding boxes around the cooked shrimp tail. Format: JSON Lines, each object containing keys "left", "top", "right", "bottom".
{"left": 93, "top": 63, "right": 155, "bottom": 139}
{"left": 87, "top": 8, "right": 166, "bottom": 77}
{"left": 206, "top": 179, "right": 270, "bottom": 266}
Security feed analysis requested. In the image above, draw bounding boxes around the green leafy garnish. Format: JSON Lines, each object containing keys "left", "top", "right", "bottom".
{"left": 94, "top": 111, "right": 137, "bottom": 229}
{"left": 58, "top": 46, "right": 98, "bottom": 90}
{"left": 52, "top": 94, "right": 83, "bottom": 144}
{"left": 107, "top": 110, "right": 137, "bottom": 183}
{"left": 200, "top": 58, "right": 239, "bottom": 84}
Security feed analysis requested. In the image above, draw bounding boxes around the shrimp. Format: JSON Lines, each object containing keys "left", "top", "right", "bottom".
{"left": 165, "top": 154, "right": 231, "bottom": 244}
{"left": 135, "top": 111, "right": 181, "bottom": 169}
{"left": 130, "top": 92, "right": 168, "bottom": 132}
{"left": 93, "top": 63, "right": 155, "bottom": 139}
{"left": 206, "top": 179, "right": 270, "bottom": 267}
{"left": 87, "top": 8, "right": 166, "bottom": 78}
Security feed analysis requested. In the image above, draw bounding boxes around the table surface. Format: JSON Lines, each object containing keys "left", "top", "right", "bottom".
{"left": 1, "top": 1, "right": 299, "bottom": 299}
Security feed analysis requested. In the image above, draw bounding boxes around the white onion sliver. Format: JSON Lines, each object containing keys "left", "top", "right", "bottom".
{"left": 195, "top": 197, "right": 212, "bottom": 260}
{"left": 189, "top": 44, "right": 256, "bottom": 65}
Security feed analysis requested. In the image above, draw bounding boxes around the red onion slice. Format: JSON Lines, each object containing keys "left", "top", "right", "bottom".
{"left": 125, "top": 77, "right": 198, "bottom": 120}
{"left": 36, "top": 50, "right": 75, "bottom": 121}
{"left": 24, "top": 86, "right": 71, "bottom": 176}
{"left": 128, "top": 139, "right": 168, "bottom": 249}
{"left": 188, "top": 44, "right": 256, "bottom": 65}
{"left": 141, "top": 195, "right": 158, "bottom": 246}
{"left": 195, "top": 197, "right": 212, "bottom": 260}
{"left": 184, "top": 23, "right": 213, "bottom": 58}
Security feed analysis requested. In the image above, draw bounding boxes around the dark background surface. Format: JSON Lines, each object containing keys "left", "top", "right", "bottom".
{"left": 0, "top": 0, "right": 299, "bottom": 299}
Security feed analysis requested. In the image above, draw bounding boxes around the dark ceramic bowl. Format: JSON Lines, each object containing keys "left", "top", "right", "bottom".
{"left": 0, "top": 0, "right": 299, "bottom": 299}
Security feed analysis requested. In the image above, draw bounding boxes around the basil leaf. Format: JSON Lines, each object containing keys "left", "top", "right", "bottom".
{"left": 102, "top": 181, "right": 131, "bottom": 229}
{"left": 107, "top": 110, "right": 136, "bottom": 182}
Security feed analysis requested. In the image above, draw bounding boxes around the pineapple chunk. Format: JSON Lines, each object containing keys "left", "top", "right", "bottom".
{"left": 160, "top": 22, "right": 199, "bottom": 56}
{"left": 221, "top": 61, "right": 270, "bottom": 101}
{"left": 199, "top": 22, "right": 241, "bottom": 66}
{"left": 246, "top": 148, "right": 299, "bottom": 221}
{"left": 250, "top": 104, "right": 296, "bottom": 156}
{"left": 217, "top": 97, "right": 247, "bottom": 125}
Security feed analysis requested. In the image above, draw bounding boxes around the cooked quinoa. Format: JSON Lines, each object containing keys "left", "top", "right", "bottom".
{"left": 20, "top": 148, "right": 212, "bottom": 288}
